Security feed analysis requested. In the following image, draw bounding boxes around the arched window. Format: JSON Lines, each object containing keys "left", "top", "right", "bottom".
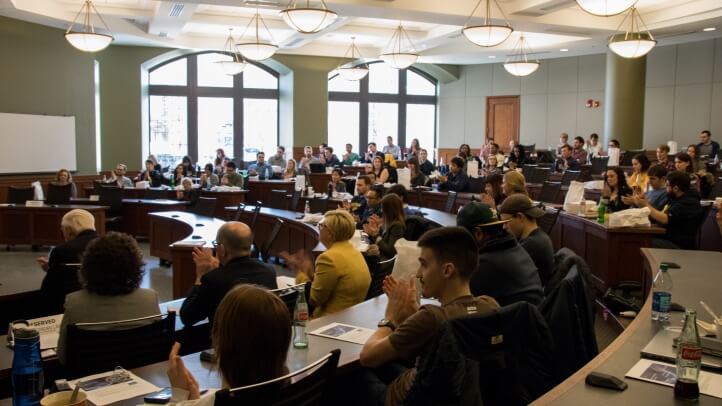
{"left": 148, "top": 52, "right": 279, "bottom": 169}
{"left": 328, "top": 62, "right": 437, "bottom": 160}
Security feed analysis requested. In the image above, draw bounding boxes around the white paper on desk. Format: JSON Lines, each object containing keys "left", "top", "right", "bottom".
{"left": 397, "top": 168, "right": 411, "bottom": 188}
{"left": 295, "top": 175, "right": 306, "bottom": 191}
{"left": 608, "top": 148, "right": 620, "bottom": 167}
{"left": 69, "top": 370, "right": 160, "bottom": 406}
{"left": 172, "top": 240, "right": 206, "bottom": 247}
{"left": 26, "top": 314, "right": 63, "bottom": 350}
{"left": 608, "top": 207, "right": 651, "bottom": 228}
{"left": 562, "top": 181, "right": 585, "bottom": 212}
{"left": 626, "top": 358, "right": 722, "bottom": 399}
{"left": 467, "top": 160, "right": 479, "bottom": 179}
{"left": 309, "top": 322, "right": 375, "bottom": 345}
{"left": 276, "top": 276, "right": 296, "bottom": 289}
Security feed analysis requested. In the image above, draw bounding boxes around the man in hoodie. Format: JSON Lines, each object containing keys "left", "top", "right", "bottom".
{"left": 456, "top": 202, "right": 543, "bottom": 306}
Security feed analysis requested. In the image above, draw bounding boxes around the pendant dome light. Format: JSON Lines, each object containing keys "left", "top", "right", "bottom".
{"left": 280, "top": 0, "right": 338, "bottom": 34}
{"left": 379, "top": 23, "right": 419, "bottom": 69}
{"left": 216, "top": 29, "right": 247, "bottom": 76}
{"left": 336, "top": 37, "right": 369, "bottom": 81}
{"left": 576, "top": 0, "right": 637, "bottom": 17}
{"left": 236, "top": 7, "right": 278, "bottom": 61}
{"left": 65, "top": 0, "right": 113, "bottom": 52}
{"left": 462, "top": 0, "right": 513, "bottom": 47}
{"left": 608, "top": 7, "right": 656, "bottom": 58}
{"left": 503, "top": 35, "right": 540, "bottom": 77}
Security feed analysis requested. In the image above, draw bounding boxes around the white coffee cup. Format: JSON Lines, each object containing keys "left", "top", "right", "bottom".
{"left": 307, "top": 187, "right": 314, "bottom": 196}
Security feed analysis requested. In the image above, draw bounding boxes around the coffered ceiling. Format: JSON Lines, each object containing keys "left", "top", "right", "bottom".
{"left": 1, "top": 0, "right": 721, "bottom": 63}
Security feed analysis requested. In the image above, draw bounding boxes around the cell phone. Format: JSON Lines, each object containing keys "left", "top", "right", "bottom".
{"left": 585, "top": 372, "right": 627, "bottom": 391}
{"left": 144, "top": 387, "right": 172, "bottom": 404}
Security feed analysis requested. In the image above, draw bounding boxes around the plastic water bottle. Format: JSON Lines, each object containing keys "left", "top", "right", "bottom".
{"left": 304, "top": 201, "right": 311, "bottom": 215}
{"left": 652, "top": 264, "right": 673, "bottom": 321}
{"left": 11, "top": 329, "right": 44, "bottom": 406}
{"left": 675, "top": 309, "right": 701, "bottom": 401}
{"left": 293, "top": 284, "right": 309, "bottom": 349}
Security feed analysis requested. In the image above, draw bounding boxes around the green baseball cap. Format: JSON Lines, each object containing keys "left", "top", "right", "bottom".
{"left": 456, "top": 202, "right": 510, "bottom": 229}
{"left": 498, "top": 194, "right": 545, "bottom": 218}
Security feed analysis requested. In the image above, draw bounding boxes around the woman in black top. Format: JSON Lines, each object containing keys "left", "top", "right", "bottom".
{"left": 603, "top": 167, "right": 632, "bottom": 212}
{"left": 507, "top": 145, "right": 526, "bottom": 169}
{"left": 363, "top": 193, "right": 406, "bottom": 261}
{"left": 481, "top": 173, "right": 506, "bottom": 209}
{"left": 407, "top": 157, "right": 430, "bottom": 187}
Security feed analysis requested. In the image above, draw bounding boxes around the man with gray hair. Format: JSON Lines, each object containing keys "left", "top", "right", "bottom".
{"left": 180, "top": 221, "right": 278, "bottom": 326}
{"left": 37, "top": 209, "right": 98, "bottom": 315}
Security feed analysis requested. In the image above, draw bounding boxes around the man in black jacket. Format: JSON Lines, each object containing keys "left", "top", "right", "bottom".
{"left": 180, "top": 222, "right": 277, "bottom": 326}
{"left": 37, "top": 209, "right": 98, "bottom": 315}
{"left": 457, "top": 202, "right": 543, "bottom": 306}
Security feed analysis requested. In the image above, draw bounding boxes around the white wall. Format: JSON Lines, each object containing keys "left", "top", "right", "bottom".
{"left": 438, "top": 38, "right": 722, "bottom": 151}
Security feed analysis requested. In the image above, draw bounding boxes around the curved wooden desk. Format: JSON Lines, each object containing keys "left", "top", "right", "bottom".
{"left": 0, "top": 204, "right": 106, "bottom": 246}
{"left": 533, "top": 248, "right": 722, "bottom": 405}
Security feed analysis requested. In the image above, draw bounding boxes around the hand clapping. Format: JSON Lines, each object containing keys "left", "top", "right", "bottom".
{"left": 383, "top": 276, "right": 418, "bottom": 325}
{"left": 167, "top": 343, "right": 200, "bottom": 400}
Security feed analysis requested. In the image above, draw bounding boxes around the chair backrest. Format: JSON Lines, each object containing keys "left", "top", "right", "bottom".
{"left": 467, "top": 177, "right": 484, "bottom": 194}
{"left": 64, "top": 312, "right": 175, "bottom": 379}
{"left": 232, "top": 203, "right": 246, "bottom": 221}
{"left": 594, "top": 299, "right": 625, "bottom": 351}
{"left": 270, "top": 284, "right": 304, "bottom": 320}
{"left": 414, "top": 187, "right": 425, "bottom": 207}
{"left": 214, "top": 349, "right": 341, "bottom": 406}
{"left": 309, "top": 198, "right": 328, "bottom": 214}
{"left": 191, "top": 197, "right": 217, "bottom": 217}
{"left": 589, "top": 156, "right": 609, "bottom": 175}
{"left": 520, "top": 143, "right": 535, "bottom": 154}
{"left": 443, "top": 191, "right": 457, "bottom": 213}
{"left": 537, "top": 207, "right": 560, "bottom": 235}
{"left": 98, "top": 186, "right": 123, "bottom": 214}
{"left": 621, "top": 149, "right": 645, "bottom": 166}
{"left": 530, "top": 167, "right": 552, "bottom": 184}
{"left": 46, "top": 183, "right": 73, "bottom": 204}
{"left": 248, "top": 203, "right": 262, "bottom": 229}
{"left": 260, "top": 218, "right": 284, "bottom": 262}
{"left": 7, "top": 186, "right": 34, "bottom": 204}
{"left": 708, "top": 178, "right": 722, "bottom": 198}
{"left": 290, "top": 190, "right": 302, "bottom": 212}
{"left": 521, "top": 164, "right": 537, "bottom": 180}
{"left": 365, "top": 255, "right": 397, "bottom": 300}
{"left": 144, "top": 188, "right": 169, "bottom": 200}
{"left": 268, "top": 189, "right": 289, "bottom": 210}
{"left": 404, "top": 215, "right": 437, "bottom": 241}
{"left": 537, "top": 182, "right": 561, "bottom": 204}
{"left": 560, "top": 170, "right": 581, "bottom": 186}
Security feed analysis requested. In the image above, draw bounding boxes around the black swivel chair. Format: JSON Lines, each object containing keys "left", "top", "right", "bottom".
{"left": 560, "top": 170, "right": 581, "bottom": 186}
{"left": 443, "top": 191, "right": 458, "bottom": 213}
{"left": 708, "top": 178, "right": 722, "bottom": 198}
{"left": 309, "top": 198, "right": 328, "bottom": 214}
{"left": 289, "top": 190, "right": 302, "bottom": 212}
{"left": 467, "top": 177, "right": 485, "bottom": 193}
{"left": 270, "top": 283, "right": 304, "bottom": 320}
{"left": 98, "top": 186, "right": 123, "bottom": 228}
{"left": 259, "top": 218, "right": 284, "bottom": 263}
{"left": 190, "top": 197, "right": 217, "bottom": 218}
{"left": 7, "top": 186, "right": 34, "bottom": 204}
{"left": 537, "top": 182, "right": 561, "bottom": 204}
{"left": 268, "top": 190, "right": 290, "bottom": 210}
{"left": 46, "top": 183, "right": 73, "bottom": 205}
{"left": 537, "top": 207, "right": 561, "bottom": 235}
{"left": 365, "top": 255, "right": 397, "bottom": 300}
{"left": 144, "top": 188, "right": 169, "bottom": 200}
{"left": 213, "top": 350, "right": 341, "bottom": 406}
{"left": 530, "top": 167, "right": 552, "bottom": 184}
{"left": 404, "top": 215, "right": 437, "bottom": 241}
{"left": 64, "top": 312, "right": 176, "bottom": 379}
{"left": 521, "top": 164, "right": 538, "bottom": 180}
{"left": 232, "top": 203, "right": 246, "bottom": 221}
{"left": 589, "top": 157, "right": 609, "bottom": 176}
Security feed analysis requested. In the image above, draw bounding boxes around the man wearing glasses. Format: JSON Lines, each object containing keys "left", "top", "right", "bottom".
{"left": 179, "top": 222, "right": 278, "bottom": 326}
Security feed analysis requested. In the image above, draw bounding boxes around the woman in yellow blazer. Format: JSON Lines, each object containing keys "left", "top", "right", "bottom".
{"left": 282, "top": 210, "right": 371, "bottom": 318}
{"left": 626, "top": 153, "right": 650, "bottom": 194}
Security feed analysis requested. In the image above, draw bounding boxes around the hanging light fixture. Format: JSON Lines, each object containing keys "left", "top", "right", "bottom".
{"left": 336, "top": 37, "right": 369, "bottom": 81}
{"left": 280, "top": 0, "right": 338, "bottom": 34}
{"left": 216, "top": 29, "right": 247, "bottom": 76}
{"left": 236, "top": 8, "right": 279, "bottom": 61}
{"left": 503, "top": 35, "right": 540, "bottom": 77}
{"left": 576, "top": 0, "right": 637, "bottom": 17}
{"left": 379, "top": 23, "right": 419, "bottom": 69}
{"left": 65, "top": 0, "right": 113, "bottom": 52}
{"left": 462, "top": 0, "right": 513, "bottom": 47}
{"left": 608, "top": 7, "right": 656, "bottom": 58}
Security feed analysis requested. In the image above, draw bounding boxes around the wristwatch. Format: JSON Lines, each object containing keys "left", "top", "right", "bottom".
{"left": 377, "top": 318, "right": 396, "bottom": 331}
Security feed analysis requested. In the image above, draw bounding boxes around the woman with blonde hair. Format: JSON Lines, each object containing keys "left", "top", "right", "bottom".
{"left": 282, "top": 210, "right": 371, "bottom": 318}
{"left": 282, "top": 158, "right": 297, "bottom": 180}
{"left": 54, "top": 168, "right": 77, "bottom": 197}
{"left": 167, "top": 284, "right": 292, "bottom": 403}
{"left": 502, "top": 170, "right": 528, "bottom": 197}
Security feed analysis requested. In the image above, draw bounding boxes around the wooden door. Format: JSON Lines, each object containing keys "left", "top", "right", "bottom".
{"left": 486, "top": 96, "right": 520, "bottom": 153}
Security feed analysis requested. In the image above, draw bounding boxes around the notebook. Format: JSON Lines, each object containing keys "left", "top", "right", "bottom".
{"left": 640, "top": 328, "right": 722, "bottom": 370}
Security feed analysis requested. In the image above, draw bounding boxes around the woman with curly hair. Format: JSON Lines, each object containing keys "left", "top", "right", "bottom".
{"left": 56, "top": 232, "right": 160, "bottom": 365}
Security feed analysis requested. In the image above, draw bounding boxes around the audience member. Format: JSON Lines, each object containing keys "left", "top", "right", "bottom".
{"left": 268, "top": 146, "right": 286, "bottom": 169}
{"left": 282, "top": 158, "right": 297, "bottom": 180}
{"left": 180, "top": 222, "right": 277, "bottom": 326}
{"left": 388, "top": 184, "right": 423, "bottom": 217}
{"left": 298, "top": 145, "right": 320, "bottom": 173}
{"left": 480, "top": 173, "right": 506, "bottom": 209}
{"left": 686, "top": 144, "right": 705, "bottom": 173}
{"left": 199, "top": 163, "right": 219, "bottom": 190}
{"left": 438, "top": 157, "right": 469, "bottom": 192}
{"left": 248, "top": 152, "right": 273, "bottom": 180}
{"left": 675, "top": 152, "right": 693, "bottom": 174}
{"left": 627, "top": 153, "right": 651, "bottom": 193}
{"left": 358, "top": 227, "right": 499, "bottom": 406}
{"left": 53, "top": 168, "right": 78, "bottom": 197}
{"left": 57, "top": 232, "right": 160, "bottom": 364}
{"left": 147, "top": 154, "right": 161, "bottom": 172}
{"left": 214, "top": 148, "right": 227, "bottom": 174}
{"left": 371, "top": 156, "right": 392, "bottom": 184}
{"left": 181, "top": 155, "right": 197, "bottom": 176}
{"left": 283, "top": 210, "right": 371, "bottom": 318}
{"left": 342, "top": 143, "right": 361, "bottom": 165}
{"left": 556, "top": 133, "right": 570, "bottom": 157}
{"left": 631, "top": 171, "right": 703, "bottom": 249}
{"left": 171, "top": 163, "right": 187, "bottom": 186}
{"left": 571, "top": 136, "right": 588, "bottom": 165}
{"left": 608, "top": 139, "right": 620, "bottom": 150}
{"left": 502, "top": 170, "right": 528, "bottom": 197}
{"left": 697, "top": 130, "right": 719, "bottom": 162}
{"left": 223, "top": 162, "right": 244, "bottom": 188}
{"left": 406, "top": 138, "right": 421, "bottom": 159}
{"left": 317, "top": 143, "right": 328, "bottom": 161}
{"left": 506, "top": 144, "right": 526, "bottom": 169}
{"left": 499, "top": 195, "right": 554, "bottom": 286}
{"left": 364, "top": 194, "right": 407, "bottom": 261}
{"left": 382, "top": 136, "right": 401, "bottom": 160}
{"left": 323, "top": 147, "right": 341, "bottom": 168}
{"left": 623, "top": 164, "right": 668, "bottom": 210}
{"left": 330, "top": 168, "right": 347, "bottom": 193}
{"left": 135, "top": 159, "right": 163, "bottom": 187}
{"left": 109, "top": 163, "right": 133, "bottom": 188}
{"left": 407, "top": 157, "right": 430, "bottom": 187}
{"left": 603, "top": 167, "right": 632, "bottom": 212}
{"left": 488, "top": 143, "right": 504, "bottom": 168}
{"left": 457, "top": 202, "right": 542, "bottom": 306}
{"left": 177, "top": 178, "right": 200, "bottom": 206}
{"left": 585, "top": 133, "right": 603, "bottom": 158}
{"left": 417, "top": 149, "right": 434, "bottom": 176}
{"left": 37, "top": 209, "right": 98, "bottom": 315}
{"left": 482, "top": 155, "right": 502, "bottom": 177}
{"left": 656, "top": 144, "right": 676, "bottom": 172}
{"left": 348, "top": 175, "right": 372, "bottom": 220}
{"left": 167, "top": 285, "right": 291, "bottom": 403}
{"left": 458, "top": 143, "right": 480, "bottom": 164}
{"left": 554, "top": 145, "right": 581, "bottom": 172}
{"left": 364, "top": 142, "right": 384, "bottom": 163}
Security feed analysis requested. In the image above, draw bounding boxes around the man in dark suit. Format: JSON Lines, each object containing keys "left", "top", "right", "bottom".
{"left": 37, "top": 209, "right": 98, "bottom": 315}
{"left": 180, "top": 222, "right": 277, "bottom": 326}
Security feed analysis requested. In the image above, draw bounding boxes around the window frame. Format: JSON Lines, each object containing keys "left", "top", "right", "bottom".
{"left": 328, "top": 62, "right": 437, "bottom": 152}
{"left": 148, "top": 51, "right": 279, "bottom": 164}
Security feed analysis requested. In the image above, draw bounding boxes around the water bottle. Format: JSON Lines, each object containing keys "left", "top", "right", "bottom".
{"left": 11, "top": 329, "right": 44, "bottom": 406}
{"left": 675, "top": 309, "right": 701, "bottom": 401}
{"left": 597, "top": 198, "right": 608, "bottom": 224}
{"left": 651, "top": 264, "right": 673, "bottom": 321}
{"left": 304, "top": 201, "right": 311, "bottom": 215}
{"left": 293, "top": 284, "right": 309, "bottom": 349}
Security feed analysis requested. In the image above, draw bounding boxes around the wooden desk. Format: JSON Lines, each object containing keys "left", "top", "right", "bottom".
{"left": 246, "top": 180, "right": 294, "bottom": 206}
{"left": 0, "top": 204, "right": 106, "bottom": 246}
{"left": 554, "top": 211, "right": 665, "bottom": 292}
{"left": 533, "top": 249, "right": 722, "bottom": 405}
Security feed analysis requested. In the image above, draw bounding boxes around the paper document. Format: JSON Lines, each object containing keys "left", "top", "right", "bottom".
{"left": 276, "top": 276, "right": 297, "bottom": 289}
{"left": 26, "top": 314, "right": 63, "bottom": 350}
{"left": 69, "top": 369, "right": 160, "bottom": 406}
{"left": 309, "top": 322, "right": 375, "bottom": 345}
{"left": 626, "top": 359, "right": 722, "bottom": 399}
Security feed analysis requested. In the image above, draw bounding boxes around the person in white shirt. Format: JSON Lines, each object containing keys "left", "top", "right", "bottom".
{"left": 109, "top": 163, "right": 133, "bottom": 188}
{"left": 382, "top": 136, "right": 401, "bottom": 160}
{"left": 585, "top": 133, "right": 603, "bottom": 159}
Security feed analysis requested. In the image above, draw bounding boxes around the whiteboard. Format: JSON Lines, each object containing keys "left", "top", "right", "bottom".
{"left": 0, "top": 112, "right": 77, "bottom": 174}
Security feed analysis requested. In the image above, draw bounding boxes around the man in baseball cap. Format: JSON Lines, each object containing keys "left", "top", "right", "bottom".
{"left": 456, "top": 201, "right": 542, "bottom": 306}
{"left": 499, "top": 195, "right": 555, "bottom": 286}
